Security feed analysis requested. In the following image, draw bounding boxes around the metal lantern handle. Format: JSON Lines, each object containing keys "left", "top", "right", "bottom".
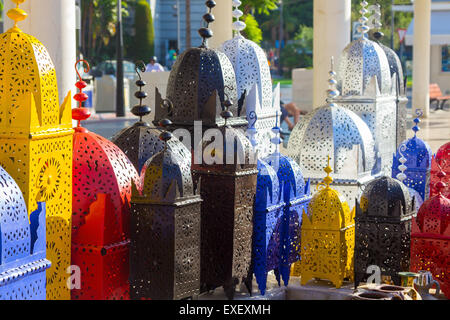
{"left": 135, "top": 60, "right": 146, "bottom": 81}
{"left": 75, "top": 59, "right": 90, "bottom": 81}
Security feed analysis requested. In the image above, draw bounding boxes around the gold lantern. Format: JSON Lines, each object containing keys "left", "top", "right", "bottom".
{"left": 300, "top": 157, "right": 355, "bottom": 288}
{"left": 0, "top": 1, "right": 73, "bottom": 299}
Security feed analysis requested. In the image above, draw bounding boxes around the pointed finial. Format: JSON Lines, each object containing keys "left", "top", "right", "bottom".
{"left": 396, "top": 143, "right": 408, "bottom": 183}
{"left": 7, "top": 0, "right": 28, "bottom": 33}
{"left": 131, "top": 61, "right": 151, "bottom": 123}
{"left": 435, "top": 163, "right": 447, "bottom": 195}
{"left": 412, "top": 109, "right": 423, "bottom": 137}
{"left": 72, "top": 59, "right": 91, "bottom": 132}
{"left": 357, "top": 1, "right": 370, "bottom": 36}
{"left": 323, "top": 156, "right": 333, "bottom": 188}
{"left": 327, "top": 57, "right": 340, "bottom": 106}
{"left": 199, "top": 0, "right": 216, "bottom": 47}
{"left": 232, "top": 0, "right": 246, "bottom": 35}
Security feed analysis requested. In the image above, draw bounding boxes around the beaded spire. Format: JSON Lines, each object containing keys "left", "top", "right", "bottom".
{"left": 72, "top": 59, "right": 91, "bottom": 133}
{"left": 132, "top": 61, "right": 151, "bottom": 124}
{"left": 7, "top": 0, "right": 27, "bottom": 33}
{"left": 199, "top": 0, "right": 216, "bottom": 47}
{"left": 159, "top": 119, "right": 173, "bottom": 152}
{"left": 396, "top": 143, "right": 408, "bottom": 183}
{"left": 270, "top": 111, "right": 282, "bottom": 155}
{"left": 232, "top": 0, "right": 246, "bottom": 35}
{"left": 357, "top": 1, "right": 370, "bottom": 37}
{"left": 412, "top": 109, "right": 423, "bottom": 138}
{"left": 327, "top": 57, "right": 340, "bottom": 107}
{"left": 370, "top": 3, "right": 384, "bottom": 41}
{"left": 323, "top": 156, "right": 333, "bottom": 188}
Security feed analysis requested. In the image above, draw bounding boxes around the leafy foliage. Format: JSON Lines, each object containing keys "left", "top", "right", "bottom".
{"left": 129, "top": 0, "right": 154, "bottom": 61}
{"left": 241, "top": 0, "right": 278, "bottom": 15}
{"left": 242, "top": 14, "right": 262, "bottom": 44}
{"left": 280, "top": 25, "right": 313, "bottom": 76}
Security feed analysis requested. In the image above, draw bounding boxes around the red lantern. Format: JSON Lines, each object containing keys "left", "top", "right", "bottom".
{"left": 430, "top": 142, "right": 450, "bottom": 198}
{"left": 410, "top": 170, "right": 450, "bottom": 298}
{"left": 71, "top": 60, "right": 139, "bottom": 300}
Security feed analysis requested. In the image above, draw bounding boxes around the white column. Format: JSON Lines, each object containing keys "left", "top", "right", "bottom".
{"left": 209, "top": 0, "right": 232, "bottom": 49}
{"left": 313, "top": 0, "right": 351, "bottom": 108}
{"left": 412, "top": 0, "right": 431, "bottom": 118}
{"left": 4, "top": 0, "right": 77, "bottom": 104}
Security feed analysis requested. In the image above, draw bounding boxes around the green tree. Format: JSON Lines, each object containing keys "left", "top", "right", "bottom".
{"left": 280, "top": 25, "right": 313, "bottom": 76}
{"left": 129, "top": 0, "right": 154, "bottom": 61}
{"left": 242, "top": 14, "right": 262, "bottom": 44}
{"left": 80, "top": 0, "right": 130, "bottom": 64}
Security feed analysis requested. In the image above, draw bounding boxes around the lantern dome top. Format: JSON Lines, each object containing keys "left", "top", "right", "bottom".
{"left": 360, "top": 176, "right": 413, "bottom": 218}
{"left": 112, "top": 62, "right": 192, "bottom": 173}
{"left": 337, "top": 1, "right": 392, "bottom": 97}
{"left": 394, "top": 110, "right": 432, "bottom": 170}
{"left": 138, "top": 128, "right": 195, "bottom": 203}
{"left": 155, "top": 0, "right": 245, "bottom": 128}
{"left": 0, "top": 0, "right": 72, "bottom": 135}
{"left": 288, "top": 58, "right": 376, "bottom": 180}
{"left": 0, "top": 165, "right": 30, "bottom": 265}
{"left": 220, "top": 0, "right": 273, "bottom": 115}
{"left": 72, "top": 64, "right": 139, "bottom": 241}
{"left": 436, "top": 142, "right": 450, "bottom": 162}
{"left": 415, "top": 190, "right": 450, "bottom": 236}
{"left": 306, "top": 157, "right": 352, "bottom": 229}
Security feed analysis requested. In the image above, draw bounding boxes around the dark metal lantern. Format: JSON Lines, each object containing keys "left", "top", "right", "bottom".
{"left": 193, "top": 106, "right": 258, "bottom": 300}
{"left": 0, "top": 166, "right": 50, "bottom": 300}
{"left": 392, "top": 110, "right": 432, "bottom": 203}
{"left": 129, "top": 123, "right": 202, "bottom": 300}
{"left": 355, "top": 176, "right": 415, "bottom": 288}
{"left": 112, "top": 62, "right": 187, "bottom": 173}
{"left": 153, "top": 0, "right": 247, "bottom": 133}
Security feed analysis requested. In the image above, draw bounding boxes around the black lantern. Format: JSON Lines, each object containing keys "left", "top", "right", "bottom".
{"left": 112, "top": 62, "right": 189, "bottom": 173}
{"left": 129, "top": 122, "right": 202, "bottom": 300}
{"left": 153, "top": 0, "right": 247, "bottom": 138}
{"left": 193, "top": 104, "right": 258, "bottom": 300}
{"left": 354, "top": 176, "right": 415, "bottom": 287}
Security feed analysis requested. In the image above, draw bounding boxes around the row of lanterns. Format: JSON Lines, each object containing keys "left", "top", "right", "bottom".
{"left": 0, "top": 0, "right": 448, "bottom": 300}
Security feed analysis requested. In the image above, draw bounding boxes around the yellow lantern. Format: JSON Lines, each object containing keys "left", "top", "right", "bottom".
{"left": 300, "top": 157, "right": 355, "bottom": 288}
{"left": 0, "top": 1, "right": 73, "bottom": 300}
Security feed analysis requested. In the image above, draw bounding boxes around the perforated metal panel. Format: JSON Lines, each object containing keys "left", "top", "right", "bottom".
{"left": 0, "top": 166, "right": 50, "bottom": 300}
{"left": 299, "top": 161, "right": 355, "bottom": 288}
{"left": 0, "top": 5, "right": 73, "bottom": 299}
{"left": 72, "top": 130, "right": 139, "bottom": 300}
{"left": 288, "top": 103, "right": 376, "bottom": 203}
{"left": 130, "top": 134, "right": 201, "bottom": 300}
{"left": 355, "top": 176, "right": 415, "bottom": 287}
{"left": 430, "top": 143, "right": 450, "bottom": 198}
{"left": 410, "top": 182, "right": 450, "bottom": 299}
{"left": 249, "top": 159, "right": 284, "bottom": 295}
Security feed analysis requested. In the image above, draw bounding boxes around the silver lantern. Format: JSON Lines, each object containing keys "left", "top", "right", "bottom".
{"left": 220, "top": 0, "right": 279, "bottom": 158}
{"left": 332, "top": 1, "right": 397, "bottom": 175}
{"left": 288, "top": 58, "right": 377, "bottom": 203}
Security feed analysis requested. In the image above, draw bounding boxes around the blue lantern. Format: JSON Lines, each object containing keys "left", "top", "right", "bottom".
{"left": 392, "top": 109, "right": 432, "bottom": 203}
{"left": 251, "top": 159, "right": 284, "bottom": 295}
{"left": 0, "top": 165, "right": 50, "bottom": 300}
{"left": 264, "top": 115, "right": 312, "bottom": 287}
